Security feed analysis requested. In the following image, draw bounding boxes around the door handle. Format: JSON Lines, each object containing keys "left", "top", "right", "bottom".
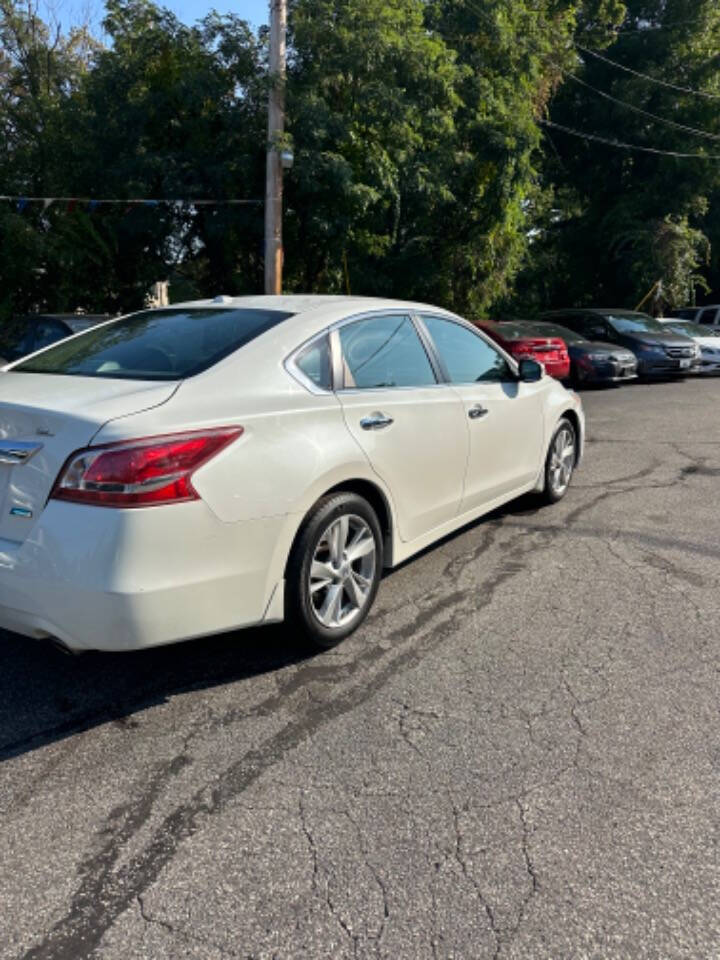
{"left": 468, "top": 404, "right": 489, "bottom": 420}
{"left": 360, "top": 412, "right": 394, "bottom": 431}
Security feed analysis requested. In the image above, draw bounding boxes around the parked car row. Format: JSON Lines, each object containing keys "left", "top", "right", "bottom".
{"left": 3, "top": 306, "right": 715, "bottom": 389}
{"left": 476, "top": 308, "right": 718, "bottom": 386}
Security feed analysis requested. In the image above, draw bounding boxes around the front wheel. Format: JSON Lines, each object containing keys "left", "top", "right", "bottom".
{"left": 286, "top": 492, "right": 383, "bottom": 649}
{"left": 541, "top": 418, "right": 577, "bottom": 504}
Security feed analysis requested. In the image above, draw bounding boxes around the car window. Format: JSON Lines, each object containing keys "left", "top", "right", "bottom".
{"left": 12, "top": 308, "right": 295, "bottom": 380}
{"left": 294, "top": 335, "right": 332, "bottom": 390}
{"left": 422, "top": 315, "right": 512, "bottom": 383}
{"left": 33, "top": 321, "right": 67, "bottom": 350}
{"left": 545, "top": 315, "right": 585, "bottom": 335}
{"left": 698, "top": 308, "right": 718, "bottom": 326}
{"left": 338, "top": 314, "right": 436, "bottom": 389}
{"left": 573, "top": 317, "right": 608, "bottom": 339}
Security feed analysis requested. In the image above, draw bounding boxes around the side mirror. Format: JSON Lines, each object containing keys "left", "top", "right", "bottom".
{"left": 518, "top": 358, "right": 543, "bottom": 382}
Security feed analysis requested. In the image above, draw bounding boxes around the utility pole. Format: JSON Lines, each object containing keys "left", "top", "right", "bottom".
{"left": 264, "top": 0, "right": 287, "bottom": 295}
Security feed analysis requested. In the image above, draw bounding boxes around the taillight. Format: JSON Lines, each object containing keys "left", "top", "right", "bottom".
{"left": 51, "top": 427, "right": 243, "bottom": 507}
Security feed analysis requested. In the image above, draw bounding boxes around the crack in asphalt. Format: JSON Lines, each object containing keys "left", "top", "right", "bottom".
{"left": 20, "top": 445, "right": 710, "bottom": 959}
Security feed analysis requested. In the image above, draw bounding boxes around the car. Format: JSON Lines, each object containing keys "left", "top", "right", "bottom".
{"left": 666, "top": 305, "right": 720, "bottom": 328}
{"left": 540, "top": 309, "right": 699, "bottom": 378}
{"left": 0, "top": 313, "right": 110, "bottom": 366}
{"left": 502, "top": 319, "right": 636, "bottom": 386}
{"left": 476, "top": 320, "right": 571, "bottom": 379}
{"left": 658, "top": 318, "right": 720, "bottom": 374}
{"left": 0, "top": 295, "right": 584, "bottom": 653}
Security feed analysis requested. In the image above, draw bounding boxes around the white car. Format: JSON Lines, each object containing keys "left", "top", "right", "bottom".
{"left": 0, "top": 296, "right": 583, "bottom": 652}
{"left": 658, "top": 318, "right": 720, "bottom": 374}
{"left": 666, "top": 305, "right": 720, "bottom": 329}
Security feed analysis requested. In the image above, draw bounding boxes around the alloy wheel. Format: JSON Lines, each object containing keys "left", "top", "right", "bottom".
{"left": 549, "top": 425, "right": 575, "bottom": 496}
{"left": 308, "top": 514, "right": 377, "bottom": 629}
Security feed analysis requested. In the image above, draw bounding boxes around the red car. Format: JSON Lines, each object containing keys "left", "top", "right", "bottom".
{"left": 476, "top": 320, "right": 571, "bottom": 380}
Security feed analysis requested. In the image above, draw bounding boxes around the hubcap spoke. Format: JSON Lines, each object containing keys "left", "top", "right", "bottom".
{"left": 345, "top": 529, "right": 375, "bottom": 563}
{"left": 310, "top": 560, "right": 335, "bottom": 592}
{"left": 343, "top": 570, "right": 366, "bottom": 608}
{"left": 329, "top": 516, "right": 349, "bottom": 565}
{"left": 318, "top": 583, "right": 343, "bottom": 626}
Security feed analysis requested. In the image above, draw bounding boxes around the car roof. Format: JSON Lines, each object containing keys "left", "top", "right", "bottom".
{"left": 170, "top": 294, "right": 449, "bottom": 315}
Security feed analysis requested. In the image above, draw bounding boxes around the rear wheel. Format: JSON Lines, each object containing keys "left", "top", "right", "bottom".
{"left": 286, "top": 493, "right": 383, "bottom": 649}
{"left": 541, "top": 418, "right": 577, "bottom": 504}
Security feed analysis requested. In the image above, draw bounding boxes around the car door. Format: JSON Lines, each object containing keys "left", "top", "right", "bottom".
{"left": 335, "top": 312, "right": 468, "bottom": 543}
{"left": 419, "top": 315, "right": 546, "bottom": 513}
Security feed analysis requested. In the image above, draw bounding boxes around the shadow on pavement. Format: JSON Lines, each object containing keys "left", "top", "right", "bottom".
{"left": 0, "top": 623, "right": 310, "bottom": 764}
{"left": 0, "top": 495, "right": 550, "bottom": 766}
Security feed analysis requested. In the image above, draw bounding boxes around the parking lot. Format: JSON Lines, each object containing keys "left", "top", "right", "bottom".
{"left": 2, "top": 375, "right": 720, "bottom": 960}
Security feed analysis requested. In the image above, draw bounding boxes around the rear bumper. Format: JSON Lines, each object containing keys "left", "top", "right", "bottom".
{"left": 0, "top": 501, "right": 292, "bottom": 652}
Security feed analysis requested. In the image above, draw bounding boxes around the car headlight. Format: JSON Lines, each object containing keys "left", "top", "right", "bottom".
{"left": 586, "top": 353, "right": 610, "bottom": 361}
{"left": 642, "top": 345, "right": 665, "bottom": 355}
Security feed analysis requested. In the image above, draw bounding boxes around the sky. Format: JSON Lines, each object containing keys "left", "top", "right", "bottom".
{"left": 55, "top": 0, "right": 268, "bottom": 35}
{"left": 164, "top": 0, "right": 268, "bottom": 27}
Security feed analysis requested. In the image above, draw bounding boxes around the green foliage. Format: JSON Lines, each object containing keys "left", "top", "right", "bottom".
{"left": 511, "top": 0, "right": 720, "bottom": 313}
{"left": 0, "top": 0, "right": 719, "bottom": 325}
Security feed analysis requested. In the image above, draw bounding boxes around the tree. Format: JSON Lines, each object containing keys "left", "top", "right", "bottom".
{"left": 284, "top": 0, "right": 610, "bottom": 317}
{"left": 511, "top": 0, "right": 720, "bottom": 313}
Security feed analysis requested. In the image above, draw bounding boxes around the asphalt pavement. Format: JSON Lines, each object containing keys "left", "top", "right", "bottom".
{"left": 2, "top": 376, "right": 720, "bottom": 960}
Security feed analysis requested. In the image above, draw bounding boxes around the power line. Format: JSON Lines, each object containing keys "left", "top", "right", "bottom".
{"left": 565, "top": 71, "right": 720, "bottom": 142}
{"left": 0, "top": 195, "right": 261, "bottom": 207}
{"left": 575, "top": 43, "right": 720, "bottom": 101}
{"left": 539, "top": 119, "right": 720, "bottom": 159}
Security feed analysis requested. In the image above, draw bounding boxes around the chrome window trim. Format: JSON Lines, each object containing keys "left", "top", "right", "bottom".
{"left": 284, "top": 331, "right": 334, "bottom": 395}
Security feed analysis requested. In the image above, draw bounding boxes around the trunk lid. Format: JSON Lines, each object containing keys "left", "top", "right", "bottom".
{"left": 0, "top": 373, "right": 178, "bottom": 542}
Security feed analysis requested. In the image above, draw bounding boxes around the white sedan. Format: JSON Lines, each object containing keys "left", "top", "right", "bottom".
{"left": 0, "top": 296, "right": 583, "bottom": 652}
{"left": 659, "top": 318, "right": 720, "bottom": 374}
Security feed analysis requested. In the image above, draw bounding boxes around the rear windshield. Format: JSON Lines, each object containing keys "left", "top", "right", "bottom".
{"left": 11, "top": 308, "right": 294, "bottom": 380}
{"left": 497, "top": 321, "right": 560, "bottom": 340}
{"left": 521, "top": 322, "right": 585, "bottom": 343}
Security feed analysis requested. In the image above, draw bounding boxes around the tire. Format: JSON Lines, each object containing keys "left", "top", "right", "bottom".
{"left": 540, "top": 417, "right": 577, "bottom": 504}
{"left": 286, "top": 492, "right": 383, "bottom": 650}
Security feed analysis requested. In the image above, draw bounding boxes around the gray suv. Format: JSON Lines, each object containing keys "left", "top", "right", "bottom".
{"left": 539, "top": 309, "right": 698, "bottom": 379}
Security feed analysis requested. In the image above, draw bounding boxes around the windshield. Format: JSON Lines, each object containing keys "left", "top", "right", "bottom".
{"left": 666, "top": 320, "right": 720, "bottom": 338}
{"left": 605, "top": 313, "right": 666, "bottom": 334}
{"left": 12, "top": 307, "right": 294, "bottom": 380}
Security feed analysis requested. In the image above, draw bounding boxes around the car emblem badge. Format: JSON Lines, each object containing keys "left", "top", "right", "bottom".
{"left": 10, "top": 507, "right": 32, "bottom": 518}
